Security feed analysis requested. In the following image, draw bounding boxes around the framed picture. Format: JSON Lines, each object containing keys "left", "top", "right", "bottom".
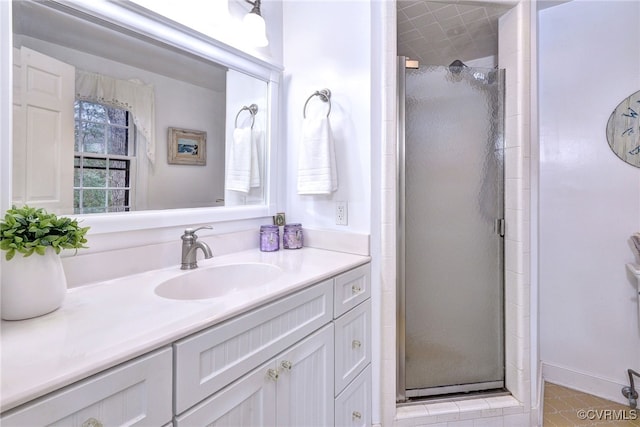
{"left": 167, "top": 127, "right": 206, "bottom": 165}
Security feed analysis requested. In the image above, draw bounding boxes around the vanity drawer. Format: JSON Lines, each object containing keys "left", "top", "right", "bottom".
{"left": 174, "top": 280, "right": 333, "bottom": 414}
{"left": 334, "top": 299, "right": 371, "bottom": 394}
{"left": 335, "top": 365, "right": 371, "bottom": 427}
{"left": 334, "top": 264, "right": 371, "bottom": 317}
{"left": 0, "top": 347, "right": 172, "bottom": 426}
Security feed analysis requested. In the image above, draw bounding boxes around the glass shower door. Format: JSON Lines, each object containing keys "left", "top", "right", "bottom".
{"left": 398, "top": 60, "right": 505, "bottom": 399}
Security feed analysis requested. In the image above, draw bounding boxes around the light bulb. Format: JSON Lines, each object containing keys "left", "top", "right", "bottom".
{"left": 243, "top": 12, "right": 268, "bottom": 47}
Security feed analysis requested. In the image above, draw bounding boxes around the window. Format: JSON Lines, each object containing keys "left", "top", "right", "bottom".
{"left": 74, "top": 100, "right": 136, "bottom": 214}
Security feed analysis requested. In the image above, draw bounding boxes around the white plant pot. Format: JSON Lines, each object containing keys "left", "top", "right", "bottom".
{"left": 1, "top": 248, "right": 67, "bottom": 320}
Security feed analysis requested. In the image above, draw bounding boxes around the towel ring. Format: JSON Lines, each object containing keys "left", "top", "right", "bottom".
{"left": 303, "top": 89, "right": 331, "bottom": 118}
{"left": 234, "top": 104, "right": 258, "bottom": 129}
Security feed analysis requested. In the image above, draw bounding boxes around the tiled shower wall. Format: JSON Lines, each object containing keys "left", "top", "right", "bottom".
{"left": 499, "top": 0, "right": 532, "bottom": 412}
{"left": 377, "top": 1, "right": 535, "bottom": 426}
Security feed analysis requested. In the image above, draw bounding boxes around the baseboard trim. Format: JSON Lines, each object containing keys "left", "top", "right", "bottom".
{"left": 542, "top": 362, "right": 629, "bottom": 406}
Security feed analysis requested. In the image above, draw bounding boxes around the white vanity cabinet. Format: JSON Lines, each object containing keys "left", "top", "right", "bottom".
{"left": 173, "top": 279, "right": 334, "bottom": 415}
{"left": 176, "top": 325, "right": 334, "bottom": 426}
{"left": 173, "top": 262, "right": 371, "bottom": 427}
{"left": 0, "top": 261, "right": 371, "bottom": 427}
{"left": 0, "top": 348, "right": 173, "bottom": 426}
{"left": 332, "top": 264, "right": 371, "bottom": 427}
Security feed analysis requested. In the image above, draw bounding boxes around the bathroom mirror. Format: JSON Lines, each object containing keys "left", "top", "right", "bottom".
{"left": 9, "top": 0, "right": 280, "bottom": 232}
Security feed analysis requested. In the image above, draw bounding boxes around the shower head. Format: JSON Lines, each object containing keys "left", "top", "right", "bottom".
{"left": 448, "top": 59, "right": 498, "bottom": 86}
{"left": 448, "top": 59, "right": 468, "bottom": 74}
{"left": 472, "top": 70, "right": 497, "bottom": 85}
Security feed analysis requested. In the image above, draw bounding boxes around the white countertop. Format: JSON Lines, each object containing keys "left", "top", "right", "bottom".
{"left": 0, "top": 247, "right": 370, "bottom": 412}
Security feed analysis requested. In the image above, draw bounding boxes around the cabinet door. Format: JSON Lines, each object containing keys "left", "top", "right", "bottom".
{"left": 175, "top": 360, "right": 277, "bottom": 426}
{"left": 276, "top": 324, "right": 334, "bottom": 427}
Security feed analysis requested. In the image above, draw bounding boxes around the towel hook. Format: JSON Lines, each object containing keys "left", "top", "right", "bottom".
{"left": 234, "top": 104, "right": 258, "bottom": 129}
{"left": 303, "top": 89, "right": 331, "bottom": 118}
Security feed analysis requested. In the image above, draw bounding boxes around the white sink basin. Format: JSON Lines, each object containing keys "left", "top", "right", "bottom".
{"left": 155, "top": 263, "right": 282, "bottom": 300}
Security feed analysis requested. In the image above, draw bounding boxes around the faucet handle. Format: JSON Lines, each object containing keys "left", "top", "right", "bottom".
{"left": 183, "top": 225, "right": 213, "bottom": 236}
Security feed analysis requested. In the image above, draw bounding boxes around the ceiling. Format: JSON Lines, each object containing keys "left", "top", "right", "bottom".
{"left": 397, "top": 1, "right": 513, "bottom": 67}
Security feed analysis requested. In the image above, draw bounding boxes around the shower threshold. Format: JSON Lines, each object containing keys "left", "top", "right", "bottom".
{"left": 405, "top": 381, "right": 506, "bottom": 400}
{"left": 399, "top": 388, "right": 510, "bottom": 407}
{"left": 395, "top": 389, "right": 522, "bottom": 425}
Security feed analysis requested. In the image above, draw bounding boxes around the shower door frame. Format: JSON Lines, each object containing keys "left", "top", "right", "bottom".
{"left": 396, "top": 56, "right": 408, "bottom": 402}
{"left": 396, "top": 56, "right": 505, "bottom": 402}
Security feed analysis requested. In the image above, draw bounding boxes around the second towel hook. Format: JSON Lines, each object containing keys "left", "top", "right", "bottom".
{"left": 235, "top": 104, "right": 258, "bottom": 129}
{"left": 303, "top": 89, "right": 331, "bottom": 118}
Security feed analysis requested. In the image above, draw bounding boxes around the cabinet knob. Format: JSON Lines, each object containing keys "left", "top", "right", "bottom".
{"left": 352, "top": 339, "right": 362, "bottom": 349}
{"left": 280, "top": 360, "right": 293, "bottom": 371}
{"left": 352, "top": 411, "right": 362, "bottom": 420}
{"left": 267, "top": 368, "right": 279, "bottom": 381}
{"left": 81, "top": 418, "right": 103, "bottom": 427}
{"left": 351, "top": 285, "right": 362, "bottom": 294}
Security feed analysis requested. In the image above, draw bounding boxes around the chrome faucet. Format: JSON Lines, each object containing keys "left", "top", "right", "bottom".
{"left": 180, "top": 226, "right": 213, "bottom": 270}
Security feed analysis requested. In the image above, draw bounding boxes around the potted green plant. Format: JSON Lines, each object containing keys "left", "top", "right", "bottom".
{"left": 0, "top": 206, "right": 89, "bottom": 320}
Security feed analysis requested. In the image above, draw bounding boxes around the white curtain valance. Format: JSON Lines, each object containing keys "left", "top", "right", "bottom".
{"left": 75, "top": 70, "right": 156, "bottom": 164}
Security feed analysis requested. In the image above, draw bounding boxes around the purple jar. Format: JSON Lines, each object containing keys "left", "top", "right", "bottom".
{"left": 283, "top": 223, "right": 303, "bottom": 249}
{"left": 260, "top": 225, "right": 279, "bottom": 252}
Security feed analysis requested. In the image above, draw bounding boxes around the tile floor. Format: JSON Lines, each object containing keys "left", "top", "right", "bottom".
{"left": 543, "top": 382, "right": 639, "bottom": 426}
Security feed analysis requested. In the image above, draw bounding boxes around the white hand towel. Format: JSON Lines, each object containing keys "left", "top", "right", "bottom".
{"left": 250, "top": 129, "right": 261, "bottom": 189}
{"left": 297, "top": 116, "right": 338, "bottom": 195}
{"left": 226, "top": 128, "right": 253, "bottom": 193}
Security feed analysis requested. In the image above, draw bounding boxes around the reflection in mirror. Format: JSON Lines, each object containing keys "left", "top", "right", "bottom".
{"left": 11, "top": 0, "right": 269, "bottom": 215}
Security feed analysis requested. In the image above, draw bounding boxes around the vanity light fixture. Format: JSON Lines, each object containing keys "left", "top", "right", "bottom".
{"left": 243, "top": 0, "right": 268, "bottom": 47}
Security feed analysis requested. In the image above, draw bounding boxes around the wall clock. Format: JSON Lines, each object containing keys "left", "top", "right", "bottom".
{"left": 606, "top": 89, "right": 640, "bottom": 168}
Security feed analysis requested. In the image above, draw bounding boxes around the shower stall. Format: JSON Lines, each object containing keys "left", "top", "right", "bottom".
{"left": 397, "top": 58, "right": 506, "bottom": 401}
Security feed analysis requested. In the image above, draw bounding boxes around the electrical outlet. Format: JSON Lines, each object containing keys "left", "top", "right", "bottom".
{"left": 336, "top": 201, "right": 348, "bottom": 225}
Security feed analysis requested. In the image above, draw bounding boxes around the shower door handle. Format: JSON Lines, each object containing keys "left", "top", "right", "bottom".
{"left": 495, "top": 218, "right": 505, "bottom": 237}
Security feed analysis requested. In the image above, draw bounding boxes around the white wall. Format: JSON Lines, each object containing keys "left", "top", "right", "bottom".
{"left": 282, "top": 1, "right": 371, "bottom": 234}
{"left": 539, "top": 0, "right": 640, "bottom": 404}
